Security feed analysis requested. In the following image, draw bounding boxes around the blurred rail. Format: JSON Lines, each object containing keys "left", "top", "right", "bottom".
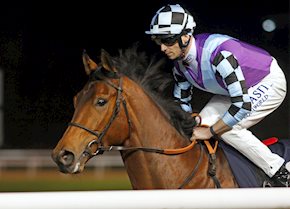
{"left": 1, "top": 188, "right": 290, "bottom": 209}
{"left": 0, "top": 149, "right": 124, "bottom": 170}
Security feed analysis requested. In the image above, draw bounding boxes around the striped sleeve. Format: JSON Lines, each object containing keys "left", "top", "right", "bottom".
{"left": 173, "top": 66, "right": 193, "bottom": 113}
{"left": 212, "top": 51, "right": 252, "bottom": 127}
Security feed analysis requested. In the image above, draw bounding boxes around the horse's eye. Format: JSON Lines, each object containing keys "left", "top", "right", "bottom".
{"left": 96, "top": 98, "right": 107, "bottom": 106}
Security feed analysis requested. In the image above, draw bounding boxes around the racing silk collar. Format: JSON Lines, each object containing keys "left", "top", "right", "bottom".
{"left": 174, "top": 35, "right": 206, "bottom": 90}
{"left": 183, "top": 37, "right": 197, "bottom": 69}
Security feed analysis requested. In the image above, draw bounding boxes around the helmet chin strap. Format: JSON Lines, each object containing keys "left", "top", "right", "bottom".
{"left": 177, "top": 35, "right": 191, "bottom": 60}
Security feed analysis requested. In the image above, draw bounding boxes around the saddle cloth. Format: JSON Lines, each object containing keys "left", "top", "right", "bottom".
{"left": 219, "top": 138, "right": 290, "bottom": 187}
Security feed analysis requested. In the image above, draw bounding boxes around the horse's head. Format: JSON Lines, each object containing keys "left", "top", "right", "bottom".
{"left": 52, "top": 50, "right": 131, "bottom": 173}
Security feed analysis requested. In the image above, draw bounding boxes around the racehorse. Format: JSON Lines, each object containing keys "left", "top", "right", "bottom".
{"left": 51, "top": 46, "right": 240, "bottom": 189}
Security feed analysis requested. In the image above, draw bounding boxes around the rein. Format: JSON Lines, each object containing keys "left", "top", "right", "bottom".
{"left": 95, "top": 138, "right": 198, "bottom": 154}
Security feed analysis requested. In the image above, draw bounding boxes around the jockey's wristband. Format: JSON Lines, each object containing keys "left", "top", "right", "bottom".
{"left": 209, "top": 126, "right": 218, "bottom": 139}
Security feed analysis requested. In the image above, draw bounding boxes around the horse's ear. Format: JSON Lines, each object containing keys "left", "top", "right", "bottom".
{"left": 82, "top": 49, "right": 98, "bottom": 75}
{"left": 101, "top": 49, "right": 117, "bottom": 73}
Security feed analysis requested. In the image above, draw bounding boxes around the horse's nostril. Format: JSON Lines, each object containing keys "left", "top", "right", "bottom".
{"left": 58, "top": 150, "right": 75, "bottom": 166}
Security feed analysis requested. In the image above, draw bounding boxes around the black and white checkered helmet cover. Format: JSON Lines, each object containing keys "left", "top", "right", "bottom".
{"left": 145, "top": 4, "right": 196, "bottom": 35}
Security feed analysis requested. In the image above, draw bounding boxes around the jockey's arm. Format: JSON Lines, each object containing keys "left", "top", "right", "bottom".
{"left": 210, "top": 119, "right": 231, "bottom": 137}
{"left": 191, "top": 51, "right": 252, "bottom": 141}
{"left": 172, "top": 67, "right": 193, "bottom": 113}
{"left": 210, "top": 51, "right": 252, "bottom": 136}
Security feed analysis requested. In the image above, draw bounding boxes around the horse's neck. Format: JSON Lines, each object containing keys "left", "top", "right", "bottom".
{"left": 121, "top": 80, "right": 202, "bottom": 189}
{"left": 124, "top": 79, "right": 186, "bottom": 150}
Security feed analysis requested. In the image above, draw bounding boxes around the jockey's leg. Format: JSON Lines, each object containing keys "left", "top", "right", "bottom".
{"left": 199, "top": 95, "right": 284, "bottom": 177}
{"left": 221, "top": 126, "right": 284, "bottom": 177}
{"left": 199, "top": 58, "right": 288, "bottom": 185}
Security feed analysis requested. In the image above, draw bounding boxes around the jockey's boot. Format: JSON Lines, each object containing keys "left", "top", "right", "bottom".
{"left": 271, "top": 165, "right": 290, "bottom": 187}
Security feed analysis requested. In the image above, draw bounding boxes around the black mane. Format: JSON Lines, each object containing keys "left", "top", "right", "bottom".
{"left": 112, "top": 44, "right": 196, "bottom": 138}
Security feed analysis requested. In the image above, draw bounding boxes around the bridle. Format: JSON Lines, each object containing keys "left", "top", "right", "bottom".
{"left": 68, "top": 68, "right": 132, "bottom": 157}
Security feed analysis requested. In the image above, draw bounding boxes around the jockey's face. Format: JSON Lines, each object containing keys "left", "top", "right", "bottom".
{"left": 153, "top": 34, "right": 190, "bottom": 60}
{"left": 160, "top": 41, "right": 182, "bottom": 60}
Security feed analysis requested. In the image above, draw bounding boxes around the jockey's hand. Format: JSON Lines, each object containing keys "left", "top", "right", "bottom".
{"left": 190, "top": 126, "right": 212, "bottom": 141}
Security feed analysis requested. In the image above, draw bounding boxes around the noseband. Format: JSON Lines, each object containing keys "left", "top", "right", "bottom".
{"left": 68, "top": 69, "right": 131, "bottom": 157}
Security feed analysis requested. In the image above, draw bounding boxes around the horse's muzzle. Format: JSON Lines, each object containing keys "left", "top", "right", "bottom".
{"left": 52, "top": 149, "right": 80, "bottom": 173}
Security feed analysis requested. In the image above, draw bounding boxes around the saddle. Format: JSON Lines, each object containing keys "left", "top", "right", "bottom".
{"left": 219, "top": 137, "right": 290, "bottom": 187}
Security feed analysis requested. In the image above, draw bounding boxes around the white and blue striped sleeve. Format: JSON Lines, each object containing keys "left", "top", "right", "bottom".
{"left": 173, "top": 67, "right": 193, "bottom": 113}
{"left": 212, "top": 51, "right": 252, "bottom": 127}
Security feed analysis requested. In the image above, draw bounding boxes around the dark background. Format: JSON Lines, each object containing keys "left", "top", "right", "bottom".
{"left": 0, "top": 0, "right": 289, "bottom": 148}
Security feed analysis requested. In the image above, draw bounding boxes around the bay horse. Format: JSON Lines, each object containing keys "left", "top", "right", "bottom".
{"left": 51, "top": 46, "right": 238, "bottom": 189}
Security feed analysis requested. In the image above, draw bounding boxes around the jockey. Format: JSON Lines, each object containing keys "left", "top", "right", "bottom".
{"left": 145, "top": 4, "right": 289, "bottom": 187}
